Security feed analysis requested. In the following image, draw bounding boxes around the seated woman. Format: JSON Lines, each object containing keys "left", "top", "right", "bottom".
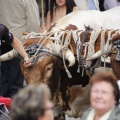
{"left": 81, "top": 71, "right": 120, "bottom": 120}
{"left": 46, "top": 0, "right": 80, "bottom": 30}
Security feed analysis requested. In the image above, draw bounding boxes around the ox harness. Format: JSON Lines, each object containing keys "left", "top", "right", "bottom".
{"left": 113, "top": 39, "right": 120, "bottom": 61}
{"left": 24, "top": 43, "right": 55, "bottom": 64}
{"left": 76, "top": 27, "right": 93, "bottom": 75}
{"left": 21, "top": 29, "right": 120, "bottom": 78}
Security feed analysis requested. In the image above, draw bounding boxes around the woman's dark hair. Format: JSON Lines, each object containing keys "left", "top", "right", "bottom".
{"left": 50, "top": 0, "right": 77, "bottom": 21}
{"left": 90, "top": 71, "right": 120, "bottom": 105}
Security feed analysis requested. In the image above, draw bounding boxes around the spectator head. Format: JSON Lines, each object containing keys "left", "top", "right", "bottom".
{"left": 10, "top": 84, "right": 54, "bottom": 120}
{"left": 50, "top": 0, "right": 77, "bottom": 21}
{"left": 90, "top": 71, "right": 120, "bottom": 114}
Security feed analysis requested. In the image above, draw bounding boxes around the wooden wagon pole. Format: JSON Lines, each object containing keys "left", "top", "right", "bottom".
{"left": 41, "top": 0, "right": 45, "bottom": 26}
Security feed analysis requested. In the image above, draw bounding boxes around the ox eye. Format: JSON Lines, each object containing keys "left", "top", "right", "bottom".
{"left": 46, "top": 63, "right": 53, "bottom": 71}
{"left": 47, "top": 67, "right": 52, "bottom": 71}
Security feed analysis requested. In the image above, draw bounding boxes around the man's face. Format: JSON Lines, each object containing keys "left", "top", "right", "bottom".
{"left": 90, "top": 81, "right": 116, "bottom": 113}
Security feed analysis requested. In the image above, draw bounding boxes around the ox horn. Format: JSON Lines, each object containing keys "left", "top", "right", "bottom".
{"left": 86, "top": 50, "right": 103, "bottom": 61}
{"left": 0, "top": 49, "right": 18, "bottom": 61}
{"left": 46, "top": 42, "right": 75, "bottom": 67}
{"left": 87, "top": 43, "right": 112, "bottom": 61}
{"left": 64, "top": 49, "right": 75, "bottom": 67}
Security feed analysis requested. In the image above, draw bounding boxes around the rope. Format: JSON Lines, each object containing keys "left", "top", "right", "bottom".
{"left": 100, "top": 30, "right": 106, "bottom": 69}
{"left": 84, "top": 30, "right": 101, "bottom": 68}
{"left": 98, "top": 29, "right": 120, "bottom": 70}
{"left": 41, "top": 0, "right": 44, "bottom": 26}
{"left": 21, "top": 32, "right": 46, "bottom": 43}
{"left": 72, "top": 30, "right": 83, "bottom": 73}
{"left": 61, "top": 31, "right": 73, "bottom": 78}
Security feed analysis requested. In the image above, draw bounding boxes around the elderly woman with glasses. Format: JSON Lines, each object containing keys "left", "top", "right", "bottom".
{"left": 81, "top": 71, "right": 120, "bottom": 120}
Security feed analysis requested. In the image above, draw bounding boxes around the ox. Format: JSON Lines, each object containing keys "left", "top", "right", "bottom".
{"left": 1, "top": 28, "right": 120, "bottom": 119}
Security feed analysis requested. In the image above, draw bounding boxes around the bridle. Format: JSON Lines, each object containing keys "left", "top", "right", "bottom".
{"left": 24, "top": 43, "right": 55, "bottom": 65}
{"left": 76, "top": 27, "right": 93, "bottom": 74}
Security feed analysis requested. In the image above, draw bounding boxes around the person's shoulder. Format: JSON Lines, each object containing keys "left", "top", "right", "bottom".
{"left": 80, "top": 107, "right": 91, "bottom": 120}
{"left": 115, "top": 106, "right": 120, "bottom": 116}
{"left": 0, "top": 24, "right": 8, "bottom": 34}
{"left": 0, "top": 24, "right": 4, "bottom": 30}
{"left": 109, "top": 106, "right": 120, "bottom": 120}
{"left": 73, "top": 6, "right": 80, "bottom": 11}
{"left": 47, "top": 10, "right": 50, "bottom": 15}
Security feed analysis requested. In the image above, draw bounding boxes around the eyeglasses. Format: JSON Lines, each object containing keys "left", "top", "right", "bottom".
{"left": 91, "top": 90, "right": 112, "bottom": 96}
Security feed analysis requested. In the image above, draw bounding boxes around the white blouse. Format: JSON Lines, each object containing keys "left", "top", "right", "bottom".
{"left": 86, "top": 107, "right": 115, "bottom": 120}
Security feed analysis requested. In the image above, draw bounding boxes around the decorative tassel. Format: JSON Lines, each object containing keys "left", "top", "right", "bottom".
{"left": 77, "top": 65, "right": 80, "bottom": 73}
{"left": 82, "top": 67, "right": 85, "bottom": 76}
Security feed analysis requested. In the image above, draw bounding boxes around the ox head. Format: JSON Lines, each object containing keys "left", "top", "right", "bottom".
{"left": 19, "top": 38, "right": 74, "bottom": 88}
{"left": 20, "top": 53, "right": 61, "bottom": 92}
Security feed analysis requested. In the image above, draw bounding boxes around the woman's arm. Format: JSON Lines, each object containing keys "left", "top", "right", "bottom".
{"left": 46, "top": 11, "right": 52, "bottom": 30}
{"left": 11, "top": 36, "right": 31, "bottom": 67}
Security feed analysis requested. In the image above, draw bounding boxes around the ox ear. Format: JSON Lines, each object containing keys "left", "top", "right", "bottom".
{"left": 84, "top": 25, "right": 93, "bottom": 31}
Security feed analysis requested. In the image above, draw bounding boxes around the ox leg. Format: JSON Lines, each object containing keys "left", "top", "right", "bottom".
{"left": 54, "top": 114, "right": 65, "bottom": 120}
{"left": 111, "top": 54, "right": 120, "bottom": 79}
{"left": 53, "top": 106, "right": 65, "bottom": 120}
{"left": 86, "top": 68, "right": 95, "bottom": 77}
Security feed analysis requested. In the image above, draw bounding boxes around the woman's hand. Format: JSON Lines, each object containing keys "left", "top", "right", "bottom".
{"left": 23, "top": 56, "right": 32, "bottom": 67}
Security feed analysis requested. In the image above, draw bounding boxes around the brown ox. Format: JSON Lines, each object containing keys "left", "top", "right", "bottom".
{"left": 1, "top": 28, "right": 120, "bottom": 119}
